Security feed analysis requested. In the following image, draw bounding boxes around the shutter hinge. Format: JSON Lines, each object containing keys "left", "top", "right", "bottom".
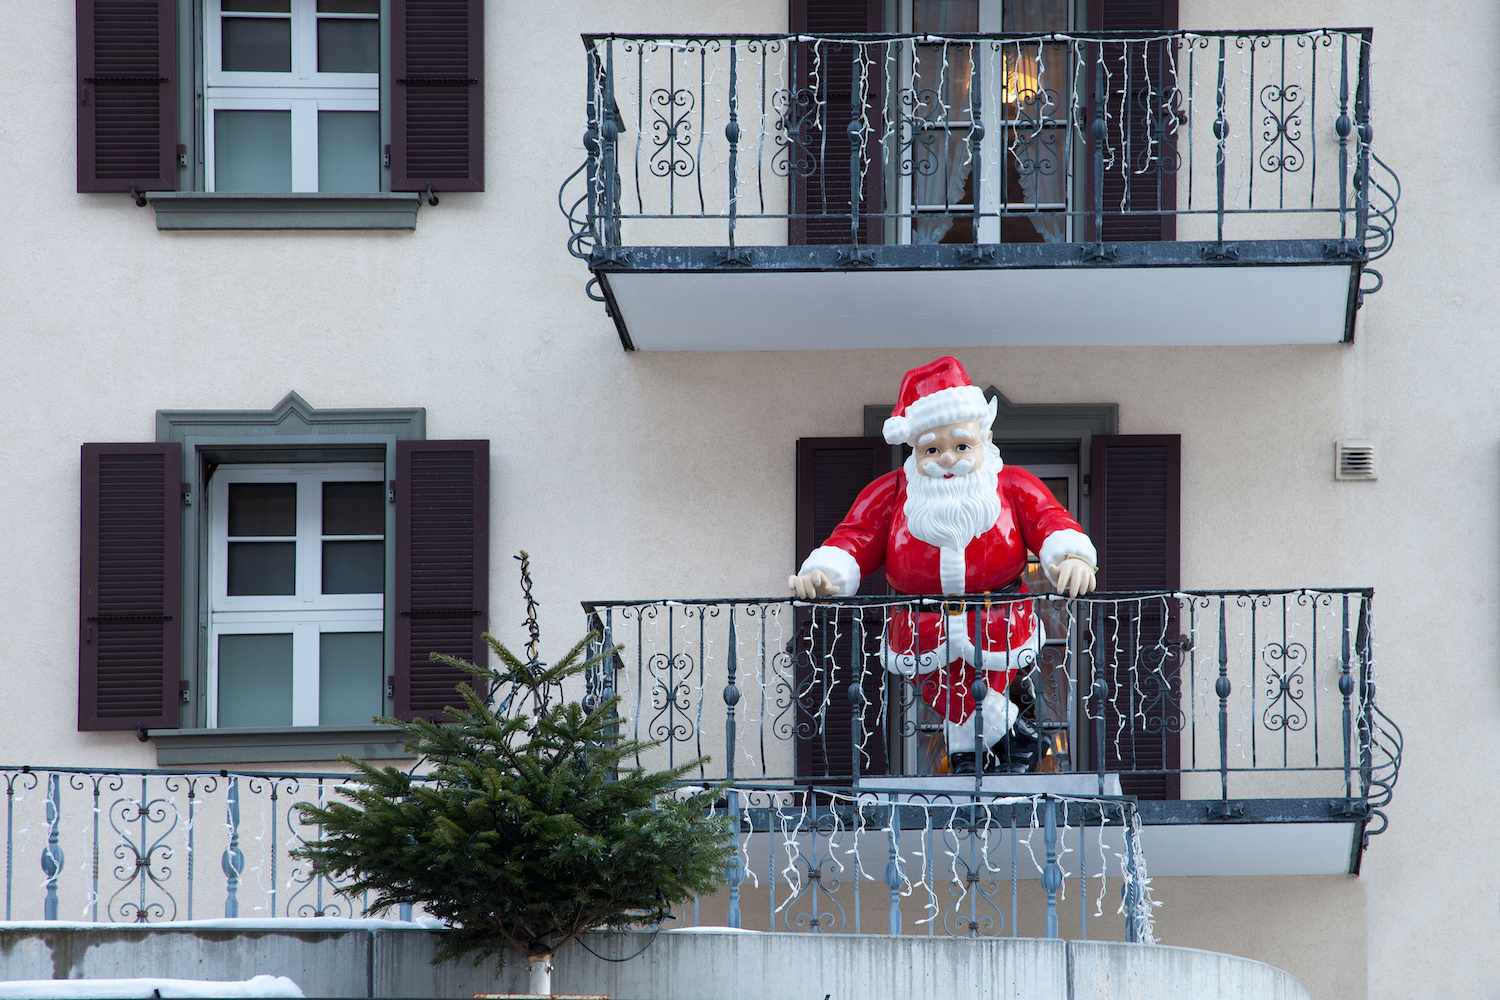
{"left": 383, "top": 144, "right": 392, "bottom": 169}
{"left": 177, "top": 144, "right": 188, "bottom": 169}
{"left": 179, "top": 680, "right": 191, "bottom": 705}
{"left": 387, "top": 480, "right": 396, "bottom": 504}
{"left": 181, "top": 483, "right": 192, "bottom": 507}
{"left": 1081, "top": 473, "right": 1091, "bottom": 498}
{"left": 385, "top": 677, "right": 396, "bottom": 699}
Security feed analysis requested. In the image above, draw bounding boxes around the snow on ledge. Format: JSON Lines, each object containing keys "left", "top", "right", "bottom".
{"left": 0, "top": 916, "right": 445, "bottom": 932}
{"left": 0, "top": 974, "right": 302, "bottom": 998}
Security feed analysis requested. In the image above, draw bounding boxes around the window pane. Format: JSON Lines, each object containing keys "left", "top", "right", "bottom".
{"left": 911, "top": 130, "right": 973, "bottom": 212}
{"left": 222, "top": 17, "right": 292, "bottom": 72}
{"left": 317, "top": 18, "right": 378, "bottom": 72}
{"left": 323, "top": 540, "right": 383, "bottom": 594}
{"left": 999, "top": 129, "right": 1065, "bottom": 206}
{"left": 322, "top": 481, "right": 384, "bottom": 535}
{"left": 217, "top": 633, "right": 293, "bottom": 728}
{"left": 215, "top": 110, "right": 292, "bottom": 193}
{"left": 317, "top": 111, "right": 380, "bottom": 193}
{"left": 228, "top": 483, "right": 295, "bottom": 536}
{"left": 913, "top": 0, "right": 978, "bottom": 33}
{"left": 1002, "top": 0, "right": 1069, "bottom": 32}
{"left": 228, "top": 542, "right": 296, "bottom": 596}
{"left": 317, "top": 0, "right": 377, "bottom": 12}
{"left": 913, "top": 44, "right": 973, "bottom": 121}
{"left": 319, "top": 632, "right": 383, "bottom": 726}
{"left": 224, "top": 0, "right": 290, "bottom": 11}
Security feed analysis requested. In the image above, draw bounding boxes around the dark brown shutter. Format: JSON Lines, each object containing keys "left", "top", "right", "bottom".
{"left": 788, "top": 0, "right": 885, "bottom": 245}
{"left": 394, "top": 440, "right": 489, "bottom": 719}
{"left": 76, "top": 0, "right": 178, "bottom": 193}
{"left": 79, "top": 443, "right": 182, "bottom": 731}
{"left": 794, "top": 437, "right": 896, "bottom": 781}
{"left": 1089, "top": 434, "right": 1181, "bottom": 799}
{"left": 390, "top": 0, "right": 484, "bottom": 193}
{"left": 1089, "top": 0, "right": 1179, "bottom": 240}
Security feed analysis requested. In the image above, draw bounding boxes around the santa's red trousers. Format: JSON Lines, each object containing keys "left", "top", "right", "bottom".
{"left": 885, "top": 604, "right": 1036, "bottom": 724}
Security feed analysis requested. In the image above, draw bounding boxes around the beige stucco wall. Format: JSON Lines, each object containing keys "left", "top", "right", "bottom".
{"left": 0, "top": 0, "right": 1491, "bottom": 997}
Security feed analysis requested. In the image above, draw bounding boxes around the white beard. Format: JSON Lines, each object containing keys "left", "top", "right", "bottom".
{"left": 903, "top": 443, "right": 1003, "bottom": 551}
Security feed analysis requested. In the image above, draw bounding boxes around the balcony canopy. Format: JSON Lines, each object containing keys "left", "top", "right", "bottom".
{"left": 563, "top": 29, "right": 1398, "bottom": 351}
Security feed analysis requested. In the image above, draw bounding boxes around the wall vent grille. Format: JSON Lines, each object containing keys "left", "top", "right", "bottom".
{"left": 1335, "top": 440, "right": 1377, "bottom": 481}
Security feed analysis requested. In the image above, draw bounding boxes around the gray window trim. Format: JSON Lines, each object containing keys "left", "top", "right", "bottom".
{"left": 146, "top": 192, "right": 420, "bottom": 230}
{"left": 152, "top": 724, "right": 410, "bottom": 765}
{"left": 169, "top": 0, "right": 399, "bottom": 218}
{"left": 156, "top": 392, "right": 424, "bottom": 764}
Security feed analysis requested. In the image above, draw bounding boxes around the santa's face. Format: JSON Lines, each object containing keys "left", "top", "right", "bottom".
{"left": 903, "top": 420, "right": 1004, "bottom": 552}
{"left": 912, "top": 420, "right": 988, "bottom": 480}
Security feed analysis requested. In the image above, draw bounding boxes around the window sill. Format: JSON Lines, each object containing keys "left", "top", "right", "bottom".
{"left": 145, "top": 192, "right": 421, "bottom": 231}
{"left": 151, "top": 724, "right": 411, "bottom": 765}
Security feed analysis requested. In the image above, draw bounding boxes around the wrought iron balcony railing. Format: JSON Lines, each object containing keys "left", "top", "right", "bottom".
{"left": 0, "top": 593, "right": 1396, "bottom": 938}
{"left": 561, "top": 30, "right": 1400, "bottom": 349}
{"left": 578, "top": 589, "right": 1400, "bottom": 871}
{"left": 0, "top": 766, "right": 1158, "bottom": 941}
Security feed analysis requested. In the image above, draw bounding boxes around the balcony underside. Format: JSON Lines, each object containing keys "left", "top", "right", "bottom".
{"left": 738, "top": 796, "right": 1369, "bottom": 877}
{"left": 593, "top": 240, "right": 1363, "bottom": 351}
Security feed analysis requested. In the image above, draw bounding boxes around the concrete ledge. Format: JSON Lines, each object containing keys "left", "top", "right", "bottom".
{"left": 0, "top": 925, "right": 1309, "bottom": 1000}
{"left": 145, "top": 193, "right": 421, "bottom": 231}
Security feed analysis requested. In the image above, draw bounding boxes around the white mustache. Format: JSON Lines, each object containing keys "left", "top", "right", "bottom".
{"left": 918, "top": 457, "right": 977, "bottom": 479}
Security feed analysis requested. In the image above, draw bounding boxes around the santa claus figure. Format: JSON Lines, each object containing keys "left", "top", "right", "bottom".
{"left": 789, "top": 357, "right": 1098, "bottom": 774}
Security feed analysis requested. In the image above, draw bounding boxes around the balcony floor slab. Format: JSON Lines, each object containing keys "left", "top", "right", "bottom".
{"left": 595, "top": 240, "right": 1361, "bottom": 350}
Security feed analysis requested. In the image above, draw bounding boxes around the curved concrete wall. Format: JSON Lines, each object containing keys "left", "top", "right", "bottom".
{"left": 0, "top": 925, "right": 1308, "bottom": 999}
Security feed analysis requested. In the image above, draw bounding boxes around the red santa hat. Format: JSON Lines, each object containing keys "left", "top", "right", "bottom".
{"left": 882, "top": 356, "right": 993, "bottom": 446}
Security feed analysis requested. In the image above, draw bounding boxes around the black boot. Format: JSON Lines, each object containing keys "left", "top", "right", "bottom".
{"left": 947, "top": 751, "right": 976, "bottom": 775}
{"left": 993, "top": 716, "right": 1045, "bottom": 774}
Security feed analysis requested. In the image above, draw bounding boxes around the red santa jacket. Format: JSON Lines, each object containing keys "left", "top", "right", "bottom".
{"left": 798, "top": 463, "right": 1095, "bottom": 675}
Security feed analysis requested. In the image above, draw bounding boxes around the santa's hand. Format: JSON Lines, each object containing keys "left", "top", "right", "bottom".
{"left": 1054, "top": 557, "right": 1098, "bottom": 598}
{"left": 788, "top": 570, "right": 839, "bottom": 600}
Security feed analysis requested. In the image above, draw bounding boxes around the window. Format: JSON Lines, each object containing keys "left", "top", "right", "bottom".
{"left": 207, "top": 463, "right": 385, "bottom": 727}
{"left": 78, "top": 0, "right": 485, "bottom": 208}
{"left": 900, "top": 0, "right": 1073, "bottom": 244}
{"left": 205, "top": 0, "right": 380, "bottom": 193}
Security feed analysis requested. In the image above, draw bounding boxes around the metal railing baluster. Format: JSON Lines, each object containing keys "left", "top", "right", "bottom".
{"left": 725, "top": 609, "right": 743, "bottom": 929}
{"left": 1042, "top": 798, "right": 1060, "bottom": 939}
{"left": 1214, "top": 36, "right": 1227, "bottom": 241}
{"left": 41, "top": 773, "right": 61, "bottom": 921}
{"left": 1336, "top": 32, "right": 1350, "bottom": 239}
{"left": 1216, "top": 596, "right": 1231, "bottom": 804}
{"left": 223, "top": 776, "right": 242, "bottom": 918}
{"left": 1350, "top": 593, "right": 1362, "bottom": 797}
{"left": 850, "top": 42, "right": 864, "bottom": 245}
{"left": 726, "top": 40, "right": 740, "bottom": 249}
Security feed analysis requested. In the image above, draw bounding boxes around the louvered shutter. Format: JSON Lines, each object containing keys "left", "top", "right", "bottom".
{"left": 794, "top": 437, "right": 895, "bottom": 781}
{"left": 1090, "top": 0, "right": 1179, "bottom": 240}
{"left": 394, "top": 440, "right": 489, "bottom": 719}
{"left": 1090, "top": 434, "right": 1181, "bottom": 799}
{"left": 788, "top": 0, "right": 884, "bottom": 245}
{"left": 390, "top": 0, "right": 484, "bottom": 193}
{"left": 79, "top": 443, "right": 182, "bottom": 731}
{"left": 76, "top": 0, "right": 178, "bottom": 193}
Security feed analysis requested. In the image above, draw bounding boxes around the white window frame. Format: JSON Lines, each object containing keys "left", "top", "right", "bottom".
{"left": 207, "top": 462, "right": 384, "bottom": 728}
{"left": 204, "top": 0, "right": 379, "bottom": 192}
{"left": 895, "top": 0, "right": 1075, "bottom": 244}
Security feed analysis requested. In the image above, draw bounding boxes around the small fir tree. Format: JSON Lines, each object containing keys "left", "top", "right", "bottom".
{"left": 295, "top": 555, "right": 731, "bottom": 991}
